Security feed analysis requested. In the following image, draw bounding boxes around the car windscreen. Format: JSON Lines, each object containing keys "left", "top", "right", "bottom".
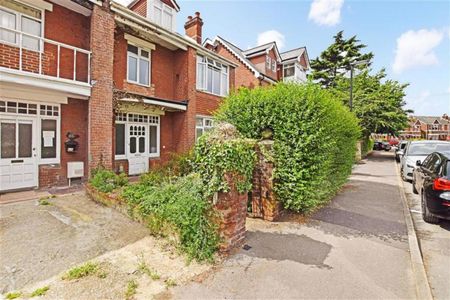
{"left": 407, "top": 143, "right": 450, "bottom": 156}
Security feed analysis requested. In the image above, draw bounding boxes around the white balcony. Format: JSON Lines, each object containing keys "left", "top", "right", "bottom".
{"left": 0, "top": 27, "right": 91, "bottom": 97}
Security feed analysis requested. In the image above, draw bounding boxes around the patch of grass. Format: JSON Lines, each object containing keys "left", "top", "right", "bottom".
{"left": 5, "top": 292, "right": 22, "bottom": 299}
{"left": 30, "top": 286, "right": 49, "bottom": 297}
{"left": 62, "top": 262, "right": 99, "bottom": 280}
{"left": 97, "top": 270, "right": 108, "bottom": 279}
{"left": 137, "top": 259, "right": 160, "bottom": 280}
{"left": 38, "top": 199, "right": 51, "bottom": 206}
{"left": 164, "top": 278, "right": 176, "bottom": 288}
{"left": 125, "top": 280, "right": 138, "bottom": 300}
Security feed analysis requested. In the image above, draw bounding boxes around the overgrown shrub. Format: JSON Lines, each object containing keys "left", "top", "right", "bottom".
{"left": 192, "top": 124, "right": 257, "bottom": 197}
{"left": 216, "top": 83, "right": 360, "bottom": 212}
{"left": 139, "top": 152, "right": 193, "bottom": 186}
{"left": 361, "top": 136, "right": 374, "bottom": 157}
{"left": 122, "top": 174, "right": 219, "bottom": 261}
{"left": 89, "top": 168, "right": 128, "bottom": 193}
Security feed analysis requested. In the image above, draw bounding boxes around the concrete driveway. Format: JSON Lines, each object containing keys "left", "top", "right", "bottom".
{"left": 171, "top": 151, "right": 417, "bottom": 299}
{"left": 0, "top": 192, "right": 148, "bottom": 293}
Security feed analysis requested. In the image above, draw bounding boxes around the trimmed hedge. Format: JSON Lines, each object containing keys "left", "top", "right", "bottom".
{"left": 216, "top": 83, "right": 360, "bottom": 212}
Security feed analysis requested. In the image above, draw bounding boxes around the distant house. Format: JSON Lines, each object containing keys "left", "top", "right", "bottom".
{"left": 399, "top": 115, "right": 450, "bottom": 141}
{"left": 204, "top": 36, "right": 310, "bottom": 89}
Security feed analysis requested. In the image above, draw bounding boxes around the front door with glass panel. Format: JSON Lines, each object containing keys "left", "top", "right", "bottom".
{"left": 128, "top": 124, "right": 148, "bottom": 175}
{"left": 0, "top": 118, "right": 37, "bottom": 191}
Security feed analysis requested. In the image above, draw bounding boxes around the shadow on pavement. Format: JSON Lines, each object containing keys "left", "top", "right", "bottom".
{"left": 242, "top": 231, "right": 332, "bottom": 269}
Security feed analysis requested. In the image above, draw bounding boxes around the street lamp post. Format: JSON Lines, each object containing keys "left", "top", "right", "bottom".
{"left": 349, "top": 60, "right": 370, "bottom": 111}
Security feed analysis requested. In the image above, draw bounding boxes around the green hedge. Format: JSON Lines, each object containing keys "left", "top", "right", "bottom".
{"left": 216, "top": 83, "right": 360, "bottom": 212}
{"left": 361, "top": 137, "right": 374, "bottom": 157}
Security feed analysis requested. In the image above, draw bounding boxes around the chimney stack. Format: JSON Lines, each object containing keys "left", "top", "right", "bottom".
{"left": 184, "top": 12, "right": 203, "bottom": 44}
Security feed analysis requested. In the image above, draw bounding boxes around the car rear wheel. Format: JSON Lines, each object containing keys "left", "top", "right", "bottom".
{"left": 421, "top": 192, "right": 440, "bottom": 224}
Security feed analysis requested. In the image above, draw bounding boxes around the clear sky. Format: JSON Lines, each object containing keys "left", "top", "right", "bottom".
{"left": 117, "top": 0, "right": 450, "bottom": 116}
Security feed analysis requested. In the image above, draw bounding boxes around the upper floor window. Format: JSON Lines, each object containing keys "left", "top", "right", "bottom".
{"left": 283, "top": 63, "right": 295, "bottom": 78}
{"left": 0, "top": 0, "right": 42, "bottom": 51}
{"left": 127, "top": 44, "right": 151, "bottom": 86}
{"left": 266, "top": 56, "right": 271, "bottom": 70}
{"left": 271, "top": 59, "right": 276, "bottom": 72}
{"left": 152, "top": 0, "right": 175, "bottom": 31}
{"left": 196, "top": 55, "right": 229, "bottom": 97}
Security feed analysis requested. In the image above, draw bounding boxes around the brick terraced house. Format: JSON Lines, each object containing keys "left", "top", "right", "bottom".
{"left": 399, "top": 115, "right": 450, "bottom": 141}
{"left": 204, "top": 36, "right": 310, "bottom": 88}
{"left": 0, "top": 0, "right": 238, "bottom": 192}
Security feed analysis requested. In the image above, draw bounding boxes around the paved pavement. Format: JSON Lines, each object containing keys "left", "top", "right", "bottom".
{"left": 0, "top": 192, "right": 148, "bottom": 293}
{"left": 172, "top": 151, "right": 417, "bottom": 299}
{"left": 402, "top": 172, "right": 450, "bottom": 300}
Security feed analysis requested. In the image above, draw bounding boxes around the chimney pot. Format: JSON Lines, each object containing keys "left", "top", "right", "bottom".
{"left": 184, "top": 11, "right": 204, "bottom": 45}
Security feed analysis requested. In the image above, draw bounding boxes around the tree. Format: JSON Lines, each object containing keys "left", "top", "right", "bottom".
{"left": 331, "top": 69, "right": 411, "bottom": 137}
{"left": 310, "top": 31, "right": 374, "bottom": 88}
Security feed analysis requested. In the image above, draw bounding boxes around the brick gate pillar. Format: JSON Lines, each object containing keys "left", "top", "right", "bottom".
{"left": 88, "top": 3, "right": 115, "bottom": 173}
{"left": 215, "top": 173, "right": 248, "bottom": 252}
{"left": 250, "top": 140, "right": 282, "bottom": 221}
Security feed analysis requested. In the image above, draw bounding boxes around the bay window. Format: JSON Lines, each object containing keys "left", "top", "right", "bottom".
{"left": 0, "top": 0, "right": 42, "bottom": 51}
{"left": 283, "top": 63, "right": 295, "bottom": 78}
{"left": 127, "top": 44, "right": 151, "bottom": 86}
{"left": 196, "top": 55, "right": 229, "bottom": 97}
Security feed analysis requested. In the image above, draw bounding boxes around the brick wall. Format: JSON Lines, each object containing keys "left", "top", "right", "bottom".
{"left": 0, "top": 3, "right": 90, "bottom": 82}
{"left": 129, "top": 0, "right": 147, "bottom": 17}
{"left": 89, "top": 4, "right": 115, "bottom": 171}
{"left": 215, "top": 173, "right": 248, "bottom": 252}
{"left": 39, "top": 98, "right": 89, "bottom": 188}
{"left": 250, "top": 140, "right": 282, "bottom": 221}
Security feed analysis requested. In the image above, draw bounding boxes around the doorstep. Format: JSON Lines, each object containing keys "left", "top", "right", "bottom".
{"left": 0, "top": 189, "right": 51, "bottom": 205}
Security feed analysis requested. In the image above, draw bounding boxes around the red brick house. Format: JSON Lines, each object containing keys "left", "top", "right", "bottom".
{"left": 399, "top": 115, "right": 450, "bottom": 141}
{"left": 0, "top": 0, "right": 237, "bottom": 192}
{"left": 204, "top": 36, "right": 310, "bottom": 89}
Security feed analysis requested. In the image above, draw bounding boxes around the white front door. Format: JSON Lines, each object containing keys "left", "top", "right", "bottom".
{"left": 128, "top": 124, "right": 148, "bottom": 175}
{"left": 0, "top": 118, "right": 38, "bottom": 191}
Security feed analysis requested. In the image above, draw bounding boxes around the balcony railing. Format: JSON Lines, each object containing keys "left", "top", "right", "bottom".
{"left": 0, "top": 27, "right": 91, "bottom": 84}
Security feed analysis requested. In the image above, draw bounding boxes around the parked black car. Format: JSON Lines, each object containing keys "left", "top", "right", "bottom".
{"left": 373, "top": 141, "right": 391, "bottom": 151}
{"left": 412, "top": 151, "right": 450, "bottom": 223}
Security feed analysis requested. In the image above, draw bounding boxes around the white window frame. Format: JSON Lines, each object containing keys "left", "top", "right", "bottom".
{"left": 196, "top": 55, "right": 229, "bottom": 97}
{"left": 266, "top": 56, "right": 271, "bottom": 70}
{"left": 149, "top": 0, "right": 176, "bottom": 31}
{"left": 195, "top": 116, "right": 214, "bottom": 140}
{"left": 0, "top": 1, "right": 44, "bottom": 53}
{"left": 114, "top": 113, "right": 160, "bottom": 160}
{"left": 271, "top": 59, "right": 276, "bottom": 72}
{"left": 127, "top": 43, "right": 151, "bottom": 87}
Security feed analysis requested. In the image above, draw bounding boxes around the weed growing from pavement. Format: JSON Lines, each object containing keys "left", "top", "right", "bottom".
{"left": 38, "top": 199, "right": 51, "bottom": 205}
{"left": 30, "top": 286, "right": 50, "bottom": 297}
{"left": 125, "top": 280, "right": 138, "bottom": 300}
{"left": 5, "top": 292, "right": 21, "bottom": 299}
{"left": 62, "top": 262, "right": 100, "bottom": 280}
{"left": 137, "top": 256, "right": 160, "bottom": 280}
{"left": 164, "top": 278, "right": 177, "bottom": 288}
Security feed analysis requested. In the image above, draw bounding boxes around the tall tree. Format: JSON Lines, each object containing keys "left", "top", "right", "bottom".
{"left": 310, "top": 31, "right": 374, "bottom": 88}
{"left": 331, "top": 69, "right": 411, "bottom": 137}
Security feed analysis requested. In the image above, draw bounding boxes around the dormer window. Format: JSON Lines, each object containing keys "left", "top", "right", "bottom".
{"left": 151, "top": 0, "right": 175, "bottom": 31}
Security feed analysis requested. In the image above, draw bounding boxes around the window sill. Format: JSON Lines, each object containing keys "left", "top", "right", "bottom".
{"left": 196, "top": 89, "right": 227, "bottom": 98}
{"left": 126, "top": 80, "right": 151, "bottom": 88}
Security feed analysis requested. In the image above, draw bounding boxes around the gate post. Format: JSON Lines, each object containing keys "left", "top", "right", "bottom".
{"left": 215, "top": 173, "right": 248, "bottom": 252}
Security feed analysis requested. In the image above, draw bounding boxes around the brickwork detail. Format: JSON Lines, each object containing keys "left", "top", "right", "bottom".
{"left": 215, "top": 173, "right": 248, "bottom": 252}
{"left": 250, "top": 140, "right": 283, "bottom": 221}
{"left": 89, "top": 4, "right": 115, "bottom": 172}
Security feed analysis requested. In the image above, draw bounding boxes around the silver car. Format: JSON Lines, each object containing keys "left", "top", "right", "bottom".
{"left": 400, "top": 141, "right": 450, "bottom": 181}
